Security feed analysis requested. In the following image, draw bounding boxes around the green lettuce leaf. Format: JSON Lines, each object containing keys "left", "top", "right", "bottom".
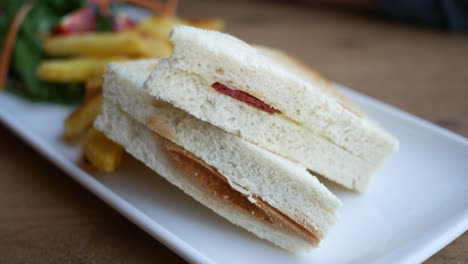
{"left": 0, "top": 0, "right": 87, "bottom": 105}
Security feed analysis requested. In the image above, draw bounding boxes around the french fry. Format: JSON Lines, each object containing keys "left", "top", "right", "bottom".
{"left": 140, "top": 34, "right": 173, "bottom": 58}
{"left": 38, "top": 57, "right": 127, "bottom": 83}
{"left": 137, "top": 16, "right": 224, "bottom": 40}
{"left": 84, "top": 76, "right": 103, "bottom": 102}
{"left": 63, "top": 94, "right": 102, "bottom": 140}
{"left": 137, "top": 16, "right": 185, "bottom": 39}
{"left": 184, "top": 18, "right": 224, "bottom": 31}
{"left": 84, "top": 128, "right": 124, "bottom": 172}
{"left": 44, "top": 31, "right": 148, "bottom": 57}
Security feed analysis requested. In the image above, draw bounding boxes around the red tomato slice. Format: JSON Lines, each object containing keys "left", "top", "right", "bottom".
{"left": 52, "top": 7, "right": 96, "bottom": 35}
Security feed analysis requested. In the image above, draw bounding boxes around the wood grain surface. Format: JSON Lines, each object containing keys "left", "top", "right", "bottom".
{"left": 1, "top": 0, "right": 467, "bottom": 263}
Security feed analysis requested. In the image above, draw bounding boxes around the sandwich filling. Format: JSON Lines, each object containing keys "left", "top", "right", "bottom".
{"left": 161, "top": 138, "right": 319, "bottom": 245}
{"left": 211, "top": 82, "right": 278, "bottom": 114}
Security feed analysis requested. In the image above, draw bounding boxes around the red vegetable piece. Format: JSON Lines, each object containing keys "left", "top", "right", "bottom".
{"left": 212, "top": 82, "right": 278, "bottom": 114}
{"left": 52, "top": 7, "right": 96, "bottom": 35}
{"left": 111, "top": 13, "right": 136, "bottom": 31}
{"left": 0, "top": 2, "right": 33, "bottom": 90}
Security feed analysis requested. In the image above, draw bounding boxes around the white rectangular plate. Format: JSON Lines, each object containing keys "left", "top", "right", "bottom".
{"left": 1, "top": 86, "right": 467, "bottom": 264}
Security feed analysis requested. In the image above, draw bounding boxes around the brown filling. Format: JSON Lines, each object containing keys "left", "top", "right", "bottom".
{"left": 160, "top": 138, "right": 318, "bottom": 244}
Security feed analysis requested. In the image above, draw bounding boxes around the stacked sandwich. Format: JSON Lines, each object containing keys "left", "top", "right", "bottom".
{"left": 94, "top": 26, "right": 398, "bottom": 253}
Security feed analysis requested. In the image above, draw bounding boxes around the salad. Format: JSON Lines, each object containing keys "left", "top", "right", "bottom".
{"left": 0, "top": 0, "right": 223, "bottom": 172}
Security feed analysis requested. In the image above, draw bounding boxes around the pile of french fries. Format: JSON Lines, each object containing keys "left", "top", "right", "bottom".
{"left": 47, "top": 16, "right": 223, "bottom": 172}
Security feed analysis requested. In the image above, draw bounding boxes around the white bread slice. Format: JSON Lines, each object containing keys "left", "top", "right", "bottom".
{"left": 143, "top": 26, "right": 399, "bottom": 191}
{"left": 144, "top": 59, "right": 384, "bottom": 191}
{"left": 167, "top": 26, "right": 398, "bottom": 158}
{"left": 95, "top": 103, "right": 315, "bottom": 252}
{"left": 96, "top": 60, "right": 342, "bottom": 252}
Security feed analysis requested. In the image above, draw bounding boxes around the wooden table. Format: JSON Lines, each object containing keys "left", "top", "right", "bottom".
{"left": 1, "top": 0, "right": 467, "bottom": 263}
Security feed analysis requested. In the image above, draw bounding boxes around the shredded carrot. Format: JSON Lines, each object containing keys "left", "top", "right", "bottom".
{"left": 0, "top": 2, "right": 33, "bottom": 90}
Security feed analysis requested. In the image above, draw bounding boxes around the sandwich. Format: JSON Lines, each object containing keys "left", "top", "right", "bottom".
{"left": 142, "top": 26, "right": 399, "bottom": 192}
{"left": 94, "top": 59, "right": 342, "bottom": 253}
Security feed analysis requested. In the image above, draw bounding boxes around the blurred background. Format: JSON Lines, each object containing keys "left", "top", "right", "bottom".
{"left": 1, "top": 0, "right": 467, "bottom": 263}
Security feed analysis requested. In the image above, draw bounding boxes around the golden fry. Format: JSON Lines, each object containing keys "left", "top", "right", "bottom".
{"left": 184, "top": 18, "right": 224, "bottom": 31}
{"left": 84, "top": 76, "right": 103, "bottom": 102}
{"left": 84, "top": 128, "right": 124, "bottom": 172}
{"left": 140, "top": 34, "right": 172, "bottom": 58}
{"left": 44, "top": 31, "right": 148, "bottom": 57}
{"left": 137, "top": 16, "right": 185, "bottom": 39}
{"left": 138, "top": 16, "right": 224, "bottom": 40}
{"left": 63, "top": 94, "right": 102, "bottom": 140}
{"left": 38, "top": 57, "right": 127, "bottom": 83}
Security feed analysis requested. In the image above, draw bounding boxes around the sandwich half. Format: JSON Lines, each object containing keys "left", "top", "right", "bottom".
{"left": 142, "top": 26, "right": 399, "bottom": 192}
{"left": 94, "top": 60, "right": 342, "bottom": 253}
